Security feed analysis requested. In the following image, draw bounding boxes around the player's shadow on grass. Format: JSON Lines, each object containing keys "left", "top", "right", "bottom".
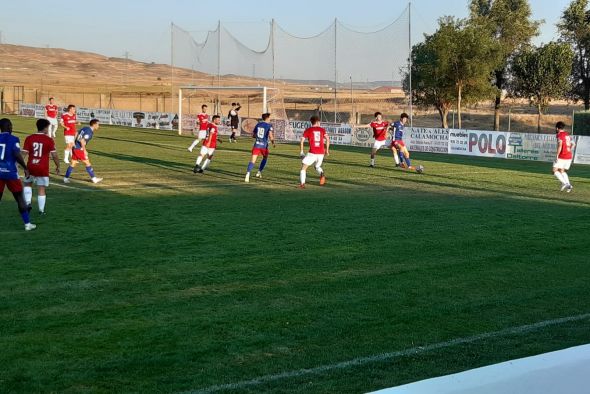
{"left": 98, "top": 136, "right": 184, "bottom": 153}
{"left": 92, "top": 150, "right": 191, "bottom": 174}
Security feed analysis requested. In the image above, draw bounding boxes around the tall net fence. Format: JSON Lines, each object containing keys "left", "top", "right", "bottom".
{"left": 171, "top": 7, "right": 410, "bottom": 123}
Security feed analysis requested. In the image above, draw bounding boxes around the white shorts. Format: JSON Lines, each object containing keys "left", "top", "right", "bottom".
{"left": 65, "top": 135, "right": 75, "bottom": 144}
{"left": 553, "top": 159, "right": 572, "bottom": 170}
{"left": 372, "top": 139, "right": 388, "bottom": 150}
{"left": 302, "top": 153, "right": 325, "bottom": 167}
{"left": 47, "top": 117, "right": 58, "bottom": 125}
{"left": 24, "top": 176, "right": 50, "bottom": 187}
{"left": 198, "top": 130, "right": 207, "bottom": 140}
{"left": 200, "top": 146, "right": 215, "bottom": 156}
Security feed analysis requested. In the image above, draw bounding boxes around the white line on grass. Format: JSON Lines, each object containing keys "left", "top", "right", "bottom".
{"left": 186, "top": 312, "right": 590, "bottom": 394}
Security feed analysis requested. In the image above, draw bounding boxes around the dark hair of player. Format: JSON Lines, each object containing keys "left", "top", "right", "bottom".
{"left": 0, "top": 118, "right": 13, "bottom": 133}
{"left": 212, "top": 115, "right": 220, "bottom": 121}
{"left": 36, "top": 118, "right": 51, "bottom": 131}
{"left": 310, "top": 115, "right": 320, "bottom": 124}
{"left": 374, "top": 112, "right": 382, "bottom": 118}
{"left": 89, "top": 119, "right": 100, "bottom": 126}
{"left": 202, "top": 104, "right": 208, "bottom": 110}
{"left": 262, "top": 113, "right": 271, "bottom": 120}
{"left": 67, "top": 104, "right": 76, "bottom": 111}
{"left": 555, "top": 121, "right": 566, "bottom": 131}
{"left": 49, "top": 97, "right": 54, "bottom": 100}
{"left": 400, "top": 113, "right": 409, "bottom": 120}
{"left": 231, "top": 102, "right": 236, "bottom": 106}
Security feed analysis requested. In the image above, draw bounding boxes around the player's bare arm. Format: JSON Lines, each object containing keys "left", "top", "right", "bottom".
{"left": 270, "top": 131, "right": 276, "bottom": 148}
{"left": 325, "top": 134, "right": 330, "bottom": 156}
{"left": 51, "top": 151, "right": 61, "bottom": 174}
{"left": 555, "top": 140, "right": 563, "bottom": 162}
{"left": 299, "top": 137, "right": 306, "bottom": 156}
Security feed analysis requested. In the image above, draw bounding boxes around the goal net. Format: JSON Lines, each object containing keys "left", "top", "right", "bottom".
{"left": 177, "top": 86, "right": 295, "bottom": 141}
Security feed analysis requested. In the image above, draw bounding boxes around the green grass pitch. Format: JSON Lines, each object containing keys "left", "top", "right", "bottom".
{"left": 1, "top": 116, "right": 590, "bottom": 393}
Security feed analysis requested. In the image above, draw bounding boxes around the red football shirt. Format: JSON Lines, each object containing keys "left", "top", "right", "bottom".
{"left": 61, "top": 113, "right": 77, "bottom": 136}
{"left": 203, "top": 123, "right": 218, "bottom": 149}
{"left": 370, "top": 121, "right": 389, "bottom": 141}
{"left": 23, "top": 133, "right": 56, "bottom": 177}
{"left": 303, "top": 126, "right": 327, "bottom": 154}
{"left": 557, "top": 131, "right": 574, "bottom": 160}
{"left": 45, "top": 104, "right": 58, "bottom": 119}
{"left": 198, "top": 113, "right": 209, "bottom": 131}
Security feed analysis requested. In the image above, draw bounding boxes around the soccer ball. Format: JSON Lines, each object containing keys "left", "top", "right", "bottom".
{"left": 416, "top": 165, "right": 424, "bottom": 174}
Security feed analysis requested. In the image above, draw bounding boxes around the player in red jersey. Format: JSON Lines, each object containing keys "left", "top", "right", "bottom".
{"left": 368, "top": 112, "right": 400, "bottom": 167}
{"left": 553, "top": 121, "right": 576, "bottom": 192}
{"left": 45, "top": 97, "right": 59, "bottom": 139}
{"left": 188, "top": 104, "right": 210, "bottom": 152}
{"left": 299, "top": 116, "right": 330, "bottom": 188}
{"left": 59, "top": 104, "right": 79, "bottom": 164}
{"left": 193, "top": 115, "right": 221, "bottom": 173}
{"left": 22, "top": 119, "right": 61, "bottom": 215}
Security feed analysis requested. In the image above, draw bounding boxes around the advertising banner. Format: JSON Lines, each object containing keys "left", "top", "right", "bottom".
{"left": 574, "top": 136, "right": 590, "bottom": 165}
{"left": 449, "top": 129, "right": 508, "bottom": 158}
{"left": 407, "top": 127, "right": 449, "bottom": 153}
{"left": 507, "top": 132, "right": 558, "bottom": 162}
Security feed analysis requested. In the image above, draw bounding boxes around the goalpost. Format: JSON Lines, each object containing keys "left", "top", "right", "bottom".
{"left": 178, "top": 86, "right": 276, "bottom": 136}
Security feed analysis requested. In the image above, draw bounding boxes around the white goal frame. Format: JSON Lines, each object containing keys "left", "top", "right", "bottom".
{"left": 177, "top": 85, "right": 274, "bottom": 135}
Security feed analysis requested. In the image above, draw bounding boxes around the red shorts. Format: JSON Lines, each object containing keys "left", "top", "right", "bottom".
{"left": 252, "top": 148, "right": 269, "bottom": 157}
{"left": 392, "top": 140, "right": 406, "bottom": 149}
{"left": 72, "top": 148, "right": 88, "bottom": 161}
{"left": 0, "top": 178, "right": 23, "bottom": 193}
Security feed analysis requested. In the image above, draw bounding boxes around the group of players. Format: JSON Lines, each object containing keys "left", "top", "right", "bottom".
{"left": 0, "top": 100, "right": 102, "bottom": 230}
{"left": 0, "top": 98, "right": 578, "bottom": 231}
{"left": 184, "top": 107, "right": 421, "bottom": 189}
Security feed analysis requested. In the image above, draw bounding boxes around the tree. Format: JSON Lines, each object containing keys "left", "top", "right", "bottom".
{"left": 470, "top": 0, "right": 541, "bottom": 130}
{"left": 558, "top": 0, "right": 590, "bottom": 110}
{"left": 404, "top": 39, "right": 454, "bottom": 128}
{"left": 431, "top": 17, "right": 501, "bottom": 129}
{"left": 405, "top": 17, "right": 500, "bottom": 129}
{"left": 510, "top": 42, "right": 574, "bottom": 132}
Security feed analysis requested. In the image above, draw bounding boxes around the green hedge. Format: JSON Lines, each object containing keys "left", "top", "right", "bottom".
{"left": 573, "top": 111, "right": 590, "bottom": 135}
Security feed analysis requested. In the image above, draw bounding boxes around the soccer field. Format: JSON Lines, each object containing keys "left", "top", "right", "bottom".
{"left": 1, "top": 116, "right": 590, "bottom": 393}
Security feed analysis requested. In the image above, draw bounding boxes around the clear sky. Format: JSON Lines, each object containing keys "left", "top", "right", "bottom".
{"left": 0, "top": 0, "right": 574, "bottom": 65}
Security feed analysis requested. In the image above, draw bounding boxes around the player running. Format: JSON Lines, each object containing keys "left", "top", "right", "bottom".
{"left": 45, "top": 97, "right": 59, "bottom": 139}
{"left": 369, "top": 112, "right": 399, "bottom": 167}
{"left": 188, "top": 104, "right": 209, "bottom": 152}
{"left": 299, "top": 116, "right": 329, "bottom": 188}
{"left": 390, "top": 112, "right": 415, "bottom": 170}
{"left": 553, "top": 121, "right": 576, "bottom": 192}
{"left": 228, "top": 102, "right": 241, "bottom": 143}
{"left": 193, "top": 115, "right": 221, "bottom": 174}
{"left": 60, "top": 104, "right": 79, "bottom": 164}
{"left": 245, "top": 113, "right": 275, "bottom": 183}
{"left": 0, "top": 118, "right": 36, "bottom": 231}
{"left": 22, "top": 119, "right": 61, "bottom": 215}
{"left": 63, "top": 119, "right": 103, "bottom": 184}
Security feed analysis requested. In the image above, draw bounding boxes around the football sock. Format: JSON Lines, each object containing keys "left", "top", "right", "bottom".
{"left": 404, "top": 156, "right": 411, "bottom": 167}
{"left": 371, "top": 158, "right": 375, "bottom": 165}
{"left": 196, "top": 156, "right": 203, "bottom": 166}
{"left": 247, "top": 162, "right": 255, "bottom": 172}
{"left": 259, "top": 158, "right": 268, "bottom": 172}
{"left": 562, "top": 172, "right": 570, "bottom": 185}
{"left": 300, "top": 170, "right": 306, "bottom": 184}
{"left": 315, "top": 166, "right": 323, "bottom": 175}
{"left": 65, "top": 166, "right": 74, "bottom": 178}
{"left": 85, "top": 166, "right": 96, "bottom": 178}
{"left": 393, "top": 153, "right": 400, "bottom": 165}
{"left": 64, "top": 150, "right": 70, "bottom": 161}
{"left": 202, "top": 159, "right": 211, "bottom": 170}
{"left": 554, "top": 171, "right": 566, "bottom": 184}
{"left": 399, "top": 152, "right": 405, "bottom": 165}
{"left": 189, "top": 139, "right": 199, "bottom": 150}
{"left": 20, "top": 210, "right": 30, "bottom": 224}
{"left": 24, "top": 186, "right": 33, "bottom": 205}
{"left": 38, "top": 195, "right": 46, "bottom": 212}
